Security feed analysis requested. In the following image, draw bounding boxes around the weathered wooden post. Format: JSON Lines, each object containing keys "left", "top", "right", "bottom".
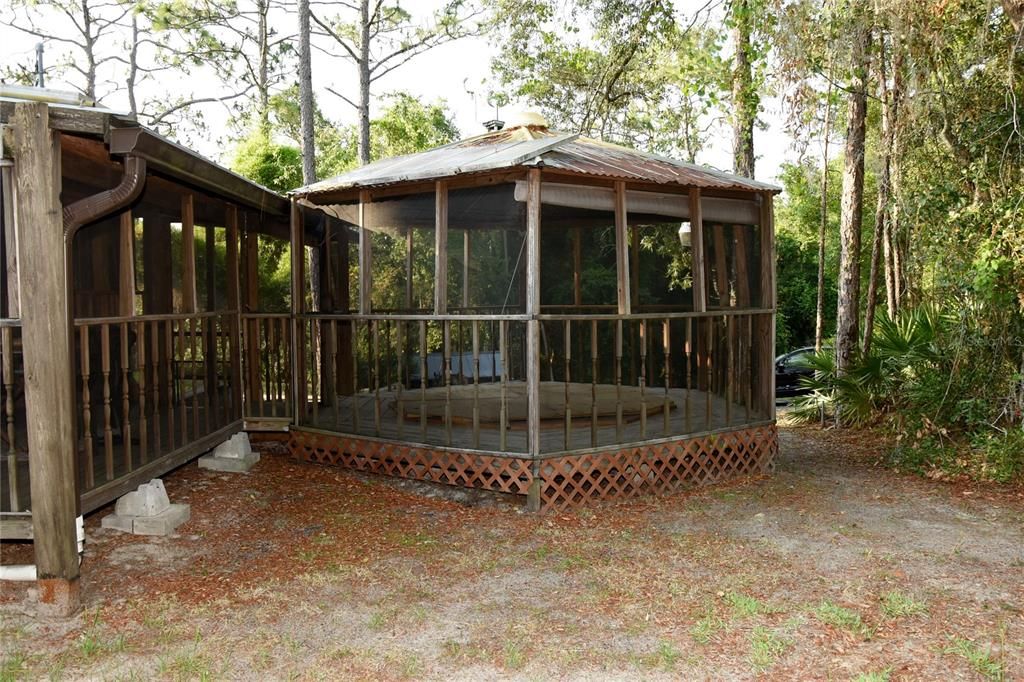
{"left": 525, "top": 169, "right": 542, "bottom": 511}
{"left": 10, "top": 102, "right": 80, "bottom": 616}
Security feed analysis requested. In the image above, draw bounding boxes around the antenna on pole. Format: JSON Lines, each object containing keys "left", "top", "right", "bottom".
{"left": 35, "top": 43, "right": 45, "bottom": 88}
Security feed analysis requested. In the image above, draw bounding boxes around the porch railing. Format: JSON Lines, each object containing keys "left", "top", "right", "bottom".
{"left": 279, "top": 310, "right": 772, "bottom": 457}
{"left": 73, "top": 312, "right": 241, "bottom": 509}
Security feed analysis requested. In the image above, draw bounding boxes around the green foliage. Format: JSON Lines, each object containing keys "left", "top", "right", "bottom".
{"left": 944, "top": 637, "right": 1004, "bottom": 681}
{"left": 812, "top": 601, "right": 872, "bottom": 639}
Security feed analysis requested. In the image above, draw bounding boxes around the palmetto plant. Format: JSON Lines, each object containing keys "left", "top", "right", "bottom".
{"left": 791, "top": 306, "right": 949, "bottom": 426}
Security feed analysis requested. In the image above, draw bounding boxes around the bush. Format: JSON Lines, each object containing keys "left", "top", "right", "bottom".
{"left": 792, "top": 304, "right": 1024, "bottom": 483}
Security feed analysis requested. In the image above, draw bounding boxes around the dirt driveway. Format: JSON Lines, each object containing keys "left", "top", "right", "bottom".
{"left": 2, "top": 426, "right": 1022, "bottom": 680}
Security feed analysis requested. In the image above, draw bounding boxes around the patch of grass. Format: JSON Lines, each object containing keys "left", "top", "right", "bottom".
{"left": 945, "top": 637, "right": 1004, "bottom": 681}
{"left": 503, "top": 640, "right": 526, "bottom": 670}
{"left": 880, "top": 590, "right": 927, "bottom": 619}
{"left": 159, "top": 650, "right": 214, "bottom": 682}
{"left": 853, "top": 669, "right": 892, "bottom": 682}
{"left": 814, "top": 601, "right": 873, "bottom": 639}
{"left": 724, "top": 591, "right": 772, "bottom": 618}
{"left": 749, "top": 626, "right": 790, "bottom": 671}
{"left": 397, "top": 532, "right": 437, "bottom": 548}
{"left": 690, "top": 610, "right": 725, "bottom": 645}
{"left": 654, "top": 640, "right": 682, "bottom": 671}
{"left": 1, "top": 651, "right": 29, "bottom": 681}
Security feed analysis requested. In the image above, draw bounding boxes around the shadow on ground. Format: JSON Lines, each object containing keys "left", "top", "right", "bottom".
{"left": 2, "top": 426, "right": 1022, "bottom": 680}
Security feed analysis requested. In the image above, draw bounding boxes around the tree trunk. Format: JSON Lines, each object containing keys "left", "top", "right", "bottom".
{"left": 730, "top": 0, "right": 756, "bottom": 178}
{"left": 297, "top": 0, "right": 319, "bottom": 310}
{"left": 126, "top": 14, "right": 139, "bottom": 116}
{"left": 815, "top": 78, "right": 833, "bottom": 353}
{"left": 884, "top": 49, "right": 905, "bottom": 315}
{"left": 835, "top": 18, "right": 871, "bottom": 378}
{"left": 257, "top": 0, "right": 270, "bottom": 129}
{"left": 863, "top": 39, "right": 891, "bottom": 355}
{"left": 357, "top": 0, "right": 372, "bottom": 166}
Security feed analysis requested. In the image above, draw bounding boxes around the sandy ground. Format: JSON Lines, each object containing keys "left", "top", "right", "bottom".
{"left": 1, "top": 425, "right": 1022, "bottom": 680}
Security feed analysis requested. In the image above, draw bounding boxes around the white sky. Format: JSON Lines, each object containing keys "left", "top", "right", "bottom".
{"left": 2, "top": 0, "right": 798, "bottom": 185}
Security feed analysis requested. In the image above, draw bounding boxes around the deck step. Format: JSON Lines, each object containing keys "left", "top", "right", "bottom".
{"left": 0, "top": 512, "right": 33, "bottom": 540}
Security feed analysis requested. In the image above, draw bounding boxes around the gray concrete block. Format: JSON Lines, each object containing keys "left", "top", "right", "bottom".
{"left": 100, "top": 513, "right": 134, "bottom": 533}
{"left": 130, "top": 504, "right": 190, "bottom": 536}
{"left": 115, "top": 479, "right": 170, "bottom": 517}
{"left": 198, "top": 451, "right": 260, "bottom": 473}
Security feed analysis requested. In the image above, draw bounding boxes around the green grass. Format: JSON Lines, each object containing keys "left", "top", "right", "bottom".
{"left": 655, "top": 640, "right": 682, "bottom": 671}
{"left": 1, "top": 651, "right": 29, "bottom": 682}
{"left": 880, "top": 590, "right": 927, "bottom": 618}
{"left": 689, "top": 610, "right": 725, "bottom": 644}
{"left": 945, "top": 637, "right": 1004, "bottom": 681}
{"left": 749, "top": 626, "right": 790, "bottom": 671}
{"left": 724, "top": 591, "right": 771, "bottom": 618}
{"left": 503, "top": 640, "right": 526, "bottom": 670}
{"left": 813, "top": 601, "right": 873, "bottom": 639}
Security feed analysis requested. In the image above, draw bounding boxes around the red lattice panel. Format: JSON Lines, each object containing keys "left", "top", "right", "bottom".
{"left": 539, "top": 425, "right": 777, "bottom": 512}
{"left": 288, "top": 430, "right": 534, "bottom": 496}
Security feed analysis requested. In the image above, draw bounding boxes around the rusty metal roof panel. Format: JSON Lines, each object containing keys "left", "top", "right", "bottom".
{"left": 293, "top": 128, "right": 780, "bottom": 198}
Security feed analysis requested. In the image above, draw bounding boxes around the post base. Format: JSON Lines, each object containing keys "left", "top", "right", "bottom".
{"left": 36, "top": 577, "right": 81, "bottom": 618}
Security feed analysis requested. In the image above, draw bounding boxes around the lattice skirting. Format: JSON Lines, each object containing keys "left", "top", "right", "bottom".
{"left": 538, "top": 424, "right": 777, "bottom": 512}
{"left": 287, "top": 424, "right": 777, "bottom": 512}
{"left": 287, "top": 430, "right": 535, "bottom": 496}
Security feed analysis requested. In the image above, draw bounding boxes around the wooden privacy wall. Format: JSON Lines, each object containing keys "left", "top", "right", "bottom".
{"left": 287, "top": 423, "right": 777, "bottom": 512}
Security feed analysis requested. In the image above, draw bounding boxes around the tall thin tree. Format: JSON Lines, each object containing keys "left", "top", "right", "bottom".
{"left": 835, "top": 11, "right": 871, "bottom": 378}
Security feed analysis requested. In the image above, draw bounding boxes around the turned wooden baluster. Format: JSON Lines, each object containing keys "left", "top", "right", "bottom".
{"left": 80, "top": 326, "right": 94, "bottom": 489}
{"left": 3, "top": 327, "right": 19, "bottom": 511}
{"left": 120, "top": 322, "right": 133, "bottom": 473}
{"left": 100, "top": 325, "right": 114, "bottom": 481}
{"left": 136, "top": 320, "right": 148, "bottom": 464}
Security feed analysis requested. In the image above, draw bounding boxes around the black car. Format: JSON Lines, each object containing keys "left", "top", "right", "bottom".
{"left": 775, "top": 346, "right": 826, "bottom": 399}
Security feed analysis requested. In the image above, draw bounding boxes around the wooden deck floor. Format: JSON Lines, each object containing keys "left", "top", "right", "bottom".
{"left": 298, "top": 381, "right": 769, "bottom": 455}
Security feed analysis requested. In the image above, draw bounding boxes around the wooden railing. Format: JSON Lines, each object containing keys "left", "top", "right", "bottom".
{"left": 73, "top": 312, "right": 241, "bottom": 499}
{"left": 0, "top": 320, "right": 28, "bottom": 514}
{"left": 241, "top": 313, "right": 293, "bottom": 422}
{"left": 282, "top": 310, "right": 772, "bottom": 456}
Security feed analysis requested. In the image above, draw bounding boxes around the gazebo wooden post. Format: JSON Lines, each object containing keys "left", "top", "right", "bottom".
{"left": 462, "top": 230, "right": 470, "bottom": 309}
{"left": 290, "top": 200, "right": 304, "bottom": 422}
{"left": 358, "top": 190, "right": 372, "bottom": 314}
{"left": 404, "top": 228, "right": 414, "bottom": 310}
{"left": 225, "top": 206, "right": 242, "bottom": 419}
{"left": 181, "top": 193, "right": 197, "bottom": 314}
{"left": 319, "top": 219, "right": 334, "bottom": 407}
{"left": 758, "top": 191, "right": 776, "bottom": 419}
{"left": 242, "top": 227, "right": 259, "bottom": 416}
{"left": 11, "top": 102, "right": 80, "bottom": 615}
{"left": 525, "top": 169, "right": 542, "bottom": 510}
{"left": 689, "top": 188, "right": 709, "bottom": 393}
{"left": 433, "top": 182, "right": 448, "bottom": 315}
{"left": 336, "top": 225, "right": 353, "bottom": 394}
{"left": 614, "top": 181, "right": 631, "bottom": 315}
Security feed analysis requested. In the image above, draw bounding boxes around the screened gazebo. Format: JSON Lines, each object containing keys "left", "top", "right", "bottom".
{"left": 281, "top": 114, "right": 780, "bottom": 512}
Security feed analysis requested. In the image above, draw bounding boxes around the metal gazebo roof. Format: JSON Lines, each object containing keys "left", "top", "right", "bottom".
{"left": 291, "top": 123, "right": 781, "bottom": 199}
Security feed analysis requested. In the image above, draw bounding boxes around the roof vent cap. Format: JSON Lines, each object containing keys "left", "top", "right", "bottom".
{"left": 483, "top": 118, "right": 504, "bottom": 132}
{"left": 504, "top": 111, "right": 548, "bottom": 130}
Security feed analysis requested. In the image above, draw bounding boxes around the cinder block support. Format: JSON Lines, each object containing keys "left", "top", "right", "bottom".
{"left": 10, "top": 103, "right": 81, "bottom": 617}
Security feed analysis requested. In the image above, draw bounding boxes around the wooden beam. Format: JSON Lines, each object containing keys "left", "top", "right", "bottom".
{"left": 2, "top": 166, "right": 19, "bottom": 318}
{"left": 118, "top": 211, "right": 135, "bottom": 317}
{"left": 760, "top": 192, "right": 776, "bottom": 309}
{"left": 759, "top": 192, "right": 776, "bottom": 419}
{"left": 614, "top": 180, "right": 631, "bottom": 314}
{"left": 689, "top": 188, "right": 707, "bottom": 313}
{"left": 733, "top": 226, "right": 751, "bottom": 307}
{"left": 226, "top": 206, "right": 242, "bottom": 419}
{"left": 713, "top": 223, "right": 730, "bottom": 306}
{"left": 630, "top": 224, "right": 640, "bottom": 309}
{"left": 243, "top": 230, "right": 258, "bottom": 312}
{"left": 290, "top": 200, "right": 303, "bottom": 423}
{"left": 358, "top": 190, "right": 372, "bottom": 314}
{"left": 11, "top": 102, "right": 80, "bottom": 615}
{"left": 180, "top": 193, "right": 197, "bottom": 313}
{"left": 525, "top": 169, "right": 542, "bottom": 459}
{"left": 433, "top": 181, "right": 448, "bottom": 314}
